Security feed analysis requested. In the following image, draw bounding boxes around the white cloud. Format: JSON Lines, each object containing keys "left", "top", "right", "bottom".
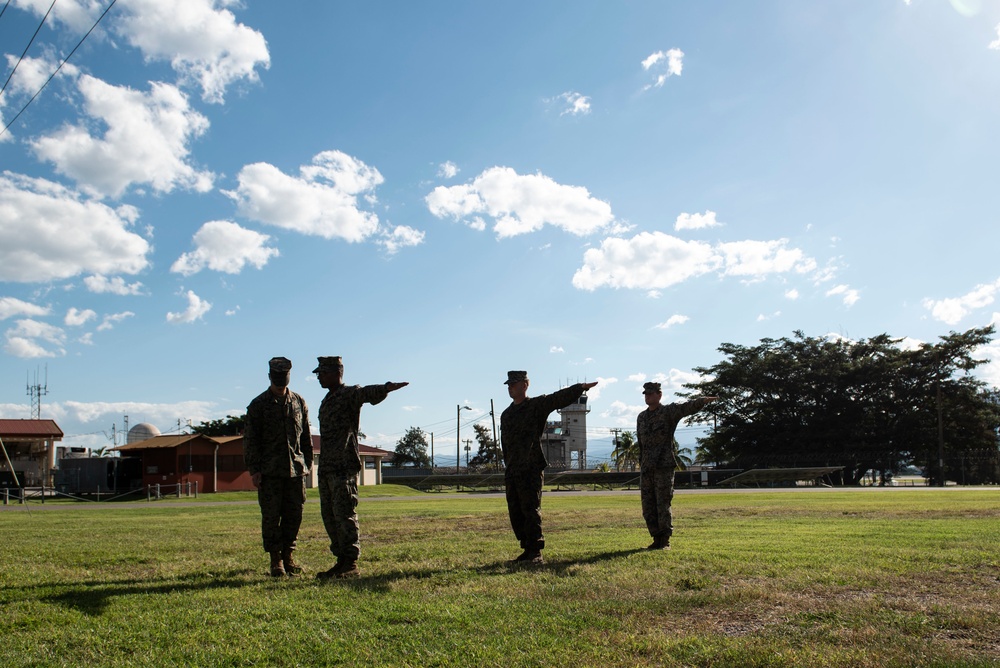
{"left": 97, "top": 311, "right": 135, "bottom": 332}
{"left": 642, "top": 48, "right": 684, "bottom": 89}
{"left": 550, "top": 346, "right": 565, "bottom": 353}
{"left": 3, "top": 54, "right": 79, "bottom": 96}
{"left": 718, "top": 240, "right": 817, "bottom": 280}
{"left": 922, "top": 279, "right": 1000, "bottom": 325}
{"left": 225, "top": 306, "right": 240, "bottom": 316}
{"left": 65, "top": 307, "right": 96, "bottom": 326}
{"left": 826, "top": 284, "right": 861, "bottom": 307}
{"left": 3, "top": 318, "right": 66, "bottom": 358}
{"left": 0, "top": 297, "right": 50, "bottom": 320}
{"left": 573, "top": 232, "right": 816, "bottom": 291}
{"left": 674, "top": 211, "right": 721, "bottom": 231}
{"left": 426, "top": 166, "right": 616, "bottom": 238}
{"left": 114, "top": 0, "right": 270, "bottom": 104}
{"left": 226, "top": 150, "right": 383, "bottom": 242}
{"left": 57, "top": 399, "right": 221, "bottom": 427}
{"left": 84, "top": 275, "right": 145, "bottom": 295}
{"left": 19, "top": 0, "right": 269, "bottom": 104}
{"left": 378, "top": 225, "right": 425, "bottom": 255}
{"left": 572, "top": 232, "right": 718, "bottom": 290}
{"left": 171, "top": 220, "right": 279, "bottom": 276}
{"left": 0, "top": 173, "right": 150, "bottom": 282}
{"left": 438, "top": 161, "right": 459, "bottom": 179}
{"left": 654, "top": 314, "right": 690, "bottom": 329}
{"left": 557, "top": 91, "right": 591, "bottom": 116}
{"left": 785, "top": 288, "right": 800, "bottom": 300}
{"left": 586, "top": 376, "right": 617, "bottom": 402}
{"left": 991, "top": 23, "right": 1000, "bottom": 49}
{"left": 166, "top": 290, "right": 211, "bottom": 324}
{"left": 31, "top": 76, "right": 214, "bottom": 198}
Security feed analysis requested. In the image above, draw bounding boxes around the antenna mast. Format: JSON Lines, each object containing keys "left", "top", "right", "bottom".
{"left": 26, "top": 365, "right": 49, "bottom": 419}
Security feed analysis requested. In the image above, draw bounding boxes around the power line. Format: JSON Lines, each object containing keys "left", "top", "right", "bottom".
{"left": 0, "top": 0, "right": 56, "bottom": 100}
{"left": 0, "top": 0, "right": 118, "bottom": 139}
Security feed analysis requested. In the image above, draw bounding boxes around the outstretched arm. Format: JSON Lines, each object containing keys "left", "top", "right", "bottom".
{"left": 386, "top": 381, "right": 409, "bottom": 393}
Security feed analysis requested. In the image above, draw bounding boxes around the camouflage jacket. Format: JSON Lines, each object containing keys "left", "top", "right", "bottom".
{"left": 318, "top": 383, "right": 389, "bottom": 476}
{"left": 500, "top": 383, "right": 586, "bottom": 471}
{"left": 243, "top": 388, "right": 313, "bottom": 478}
{"left": 636, "top": 398, "right": 712, "bottom": 470}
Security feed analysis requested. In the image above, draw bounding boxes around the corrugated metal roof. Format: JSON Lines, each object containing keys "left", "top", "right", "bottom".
{"left": 113, "top": 433, "right": 220, "bottom": 451}
{"left": 0, "top": 419, "right": 64, "bottom": 439}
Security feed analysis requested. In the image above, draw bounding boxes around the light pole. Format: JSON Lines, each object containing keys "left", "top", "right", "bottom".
{"left": 457, "top": 404, "right": 472, "bottom": 473}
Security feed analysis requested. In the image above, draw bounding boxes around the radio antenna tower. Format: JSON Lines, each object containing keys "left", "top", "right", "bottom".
{"left": 26, "top": 365, "right": 48, "bottom": 419}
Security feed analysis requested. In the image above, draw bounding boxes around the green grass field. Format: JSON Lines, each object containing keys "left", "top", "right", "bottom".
{"left": 1, "top": 487, "right": 998, "bottom": 667}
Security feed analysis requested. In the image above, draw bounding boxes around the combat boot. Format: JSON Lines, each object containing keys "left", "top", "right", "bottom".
{"left": 519, "top": 550, "right": 543, "bottom": 565}
{"left": 336, "top": 561, "right": 360, "bottom": 578}
{"left": 269, "top": 551, "right": 286, "bottom": 577}
{"left": 316, "top": 559, "right": 343, "bottom": 580}
{"left": 282, "top": 548, "right": 303, "bottom": 575}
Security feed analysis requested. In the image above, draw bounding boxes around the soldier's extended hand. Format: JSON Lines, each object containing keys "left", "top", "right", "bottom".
{"left": 582, "top": 381, "right": 598, "bottom": 391}
{"left": 386, "top": 381, "right": 409, "bottom": 393}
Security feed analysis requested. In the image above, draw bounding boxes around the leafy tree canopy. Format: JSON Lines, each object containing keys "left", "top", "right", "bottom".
{"left": 685, "top": 326, "right": 1000, "bottom": 485}
{"left": 191, "top": 415, "right": 245, "bottom": 437}
{"left": 469, "top": 423, "right": 503, "bottom": 471}
{"left": 394, "top": 427, "right": 431, "bottom": 468}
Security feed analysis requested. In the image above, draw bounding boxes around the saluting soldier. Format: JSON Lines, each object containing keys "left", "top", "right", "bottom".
{"left": 635, "top": 381, "right": 717, "bottom": 550}
{"left": 500, "top": 370, "right": 598, "bottom": 565}
{"left": 313, "top": 356, "right": 408, "bottom": 580}
{"left": 243, "top": 356, "right": 313, "bottom": 577}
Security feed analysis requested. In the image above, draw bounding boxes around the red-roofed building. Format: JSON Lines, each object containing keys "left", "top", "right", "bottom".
{"left": 113, "top": 433, "right": 252, "bottom": 493}
{"left": 111, "top": 433, "right": 393, "bottom": 492}
{"left": 0, "top": 418, "right": 64, "bottom": 487}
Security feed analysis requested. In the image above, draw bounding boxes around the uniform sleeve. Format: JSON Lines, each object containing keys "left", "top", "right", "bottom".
{"left": 242, "top": 401, "right": 261, "bottom": 475}
{"left": 537, "top": 383, "right": 585, "bottom": 415}
{"left": 299, "top": 395, "right": 313, "bottom": 469}
{"left": 360, "top": 383, "right": 391, "bottom": 407}
{"left": 676, "top": 397, "right": 712, "bottom": 420}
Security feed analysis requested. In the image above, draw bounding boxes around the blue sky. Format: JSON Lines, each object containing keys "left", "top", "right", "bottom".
{"left": 2, "top": 0, "right": 1000, "bottom": 466}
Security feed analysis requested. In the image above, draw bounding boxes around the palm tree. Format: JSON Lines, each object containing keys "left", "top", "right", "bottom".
{"left": 611, "top": 431, "right": 639, "bottom": 472}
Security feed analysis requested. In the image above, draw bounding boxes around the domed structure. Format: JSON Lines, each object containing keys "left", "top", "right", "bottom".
{"left": 127, "top": 422, "right": 161, "bottom": 444}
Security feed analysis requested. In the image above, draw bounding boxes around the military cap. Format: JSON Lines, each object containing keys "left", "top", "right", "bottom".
{"left": 268, "top": 357, "right": 292, "bottom": 373}
{"left": 504, "top": 370, "right": 528, "bottom": 385}
{"left": 313, "top": 356, "right": 344, "bottom": 373}
{"left": 642, "top": 381, "right": 662, "bottom": 394}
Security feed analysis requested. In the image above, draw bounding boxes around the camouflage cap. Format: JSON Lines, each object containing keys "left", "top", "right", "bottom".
{"left": 268, "top": 357, "right": 292, "bottom": 373}
{"left": 313, "top": 356, "right": 344, "bottom": 373}
{"left": 504, "top": 370, "right": 528, "bottom": 385}
{"left": 642, "top": 381, "right": 662, "bottom": 394}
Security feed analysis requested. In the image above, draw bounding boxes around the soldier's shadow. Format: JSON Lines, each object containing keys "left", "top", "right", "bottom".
{"left": 474, "top": 548, "right": 645, "bottom": 576}
{"left": 315, "top": 548, "right": 646, "bottom": 592}
{"left": 37, "top": 570, "right": 254, "bottom": 617}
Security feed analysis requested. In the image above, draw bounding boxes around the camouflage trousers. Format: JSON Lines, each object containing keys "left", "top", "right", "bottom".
{"left": 640, "top": 466, "right": 675, "bottom": 539}
{"left": 505, "top": 467, "right": 545, "bottom": 551}
{"left": 257, "top": 475, "right": 306, "bottom": 553}
{"left": 318, "top": 472, "right": 360, "bottom": 562}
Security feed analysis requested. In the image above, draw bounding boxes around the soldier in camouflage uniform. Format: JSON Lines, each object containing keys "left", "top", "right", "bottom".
{"left": 313, "top": 356, "right": 408, "bottom": 580}
{"left": 500, "top": 370, "right": 598, "bottom": 565}
{"left": 243, "top": 356, "right": 313, "bottom": 577}
{"left": 635, "top": 381, "right": 717, "bottom": 550}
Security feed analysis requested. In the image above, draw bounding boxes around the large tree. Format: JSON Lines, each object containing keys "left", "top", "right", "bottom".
{"left": 468, "top": 423, "right": 502, "bottom": 471}
{"left": 686, "top": 326, "right": 1000, "bottom": 485}
{"left": 393, "top": 427, "right": 431, "bottom": 468}
{"left": 191, "top": 415, "right": 245, "bottom": 436}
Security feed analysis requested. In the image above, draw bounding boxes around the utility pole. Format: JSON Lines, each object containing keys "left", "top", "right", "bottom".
{"left": 610, "top": 428, "right": 622, "bottom": 471}
{"left": 464, "top": 439, "right": 472, "bottom": 466}
{"left": 430, "top": 432, "right": 434, "bottom": 471}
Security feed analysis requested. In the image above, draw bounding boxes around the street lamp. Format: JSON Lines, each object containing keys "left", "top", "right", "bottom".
{"left": 457, "top": 404, "right": 472, "bottom": 473}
